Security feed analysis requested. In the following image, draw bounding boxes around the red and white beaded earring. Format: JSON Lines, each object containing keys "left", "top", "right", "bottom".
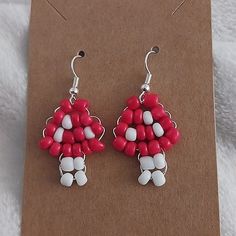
{"left": 39, "top": 50, "right": 105, "bottom": 187}
{"left": 112, "top": 46, "right": 180, "bottom": 187}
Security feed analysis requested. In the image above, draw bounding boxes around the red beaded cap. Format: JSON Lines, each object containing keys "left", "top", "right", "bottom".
{"left": 113, "top": 93, "right": 180, "bottom": 157}
{"left": 39, "top": 98, "right": 105, "bottom": 158}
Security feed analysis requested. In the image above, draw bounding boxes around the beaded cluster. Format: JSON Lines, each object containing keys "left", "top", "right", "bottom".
{"left": 113, "top": 92, "right": 180, "bottom": 186}
{"left": 39, "top": 98, "right": 105, "bottom": 187}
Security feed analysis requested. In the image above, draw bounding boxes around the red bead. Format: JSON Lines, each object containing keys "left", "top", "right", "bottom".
{"left": 91, "top": 122, "right": 104, "bottom": 136}
{"left": 81, "top": 140, "right": 93, "bottom": 155}
{"left": 62, "top": 144, "right": 72, "bottom": 156}
{"left": 138, "top": 142, "right": 149, "bottom": 156}
{"left": 39, "top": 136, "right": 53, "bottom": 150}
{"left": 70, "top": 112, "right": 80, "bottom": 127}
{"left": 60, "top": 99, "right": 73, "bottom": 113}
{"left": 45, "top": 122, "right": 57, "bottom": 137}
{"left": 62, "top": 130, "right": 75, "bottom": 144}
{"left": 124, "top": 141, "right": 137, "bottom": 157}
{"left": 49, "top": 142, "right": 61, "bottom": 157}
{"left": 148, "top": 140, "right": 161, "bottom": 155}
{"left": 145, "top": 126, "right": 155, "bottom": 141}
{"left": 143, "top": 93, "right": 159, "bottom": 108}
{"left": 115, "top": 122, "right": 128, "bottom": 136}
{"left": 112, "top": 136, "right": 127, "bottom": 151}
{"left": 133, "top": 109, "right": 143, "bottom": 124}
{"left": 151, "top": 104, "right": 166, "bottom": 121}
{"left": 80, "top": 112, "right": 93, "bottom": 126}
{"left": 52, "top": 110, "right": 65, "bottom": 125}
{"left": 165, "top": 128, "right": 180, "bottom": 144}
{"left": 73, "top": 98, "right": 89, "bottom": 112}
{"left": 159, "top": 137, "right": 172, "bottom": 151}
{"left": 73, "top": 127, "right": 85, "bottom": 142}
{"left": 136, "top": 125, "right": 146, "bottom": 141}
{"left": 127, "top": 96, "right": 140, "bottom": 110}
{"left": 120, "top": 109, "right": 133, "bottom": 125}
{"left": 159, "top": 116, "right": 173, "bottom": 131}
{"left": 89, "top": 138, "right": 105, "bottom": 152}
{"left": 72, "top": 143, "right": 82, "bottom": 157}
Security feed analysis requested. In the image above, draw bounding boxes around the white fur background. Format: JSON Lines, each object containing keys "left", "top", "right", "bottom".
{"left": 0, "top": 0, "right": 235, "bottom": 235}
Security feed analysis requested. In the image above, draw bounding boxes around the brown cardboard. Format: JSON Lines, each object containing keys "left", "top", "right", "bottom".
{"left": 22, "top": 0, "right": 220, "bottom": 235}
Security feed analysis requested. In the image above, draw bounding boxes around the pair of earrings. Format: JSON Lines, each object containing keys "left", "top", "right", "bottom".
{"left": 39, "top": 46, "right": 180, "bottom": 188}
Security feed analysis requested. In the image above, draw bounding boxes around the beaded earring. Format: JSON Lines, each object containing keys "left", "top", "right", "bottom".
{"left": 39, "top": 51, "right": 105, "bottom": 187}
{"left": 112, "top": 46, "right": 180, "bottom": 187}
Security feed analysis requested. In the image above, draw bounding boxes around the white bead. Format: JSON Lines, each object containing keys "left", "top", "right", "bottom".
{"left": 152, "top": 170, "right": 166, "bottom": 187}
{"left": 84, "top": 126, "right": 95, "bottom": 139}
{"left": 60, "top": 157, "right": 74, "bottom": 172}
{"left": 60, "top": 173, "right": 74, "bottom": 187}
{"left": 74, "top": 157, "right": 85, "bottom": 170}
{"left": 53, "top": 127, "right": 64, "bottom": 142}
{"left": 75, "top": 171, "right": 87, "bottom": 186}
{"left": 138, "top": 170, "right": 152, "bottom": 185}
{"left": 139, "top": 156, "right": 155, "bottom": 170}
{"left": 143, "top": 111, "right": 153, "bottom": 125}
{"left": 153, "top": 153, "right": 166, "bottom": 169}
{"left": 125, "top": 127, "right": 137, "bottom": 141}
{"left": 62, "top": 114, "right": 73, "bottom": 129}
{"left": 152, "top": 122, "right": 164, "bottom": 137}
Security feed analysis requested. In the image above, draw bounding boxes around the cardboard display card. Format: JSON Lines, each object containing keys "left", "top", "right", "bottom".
{"left": 22, "top": 0, "right": 220, "bottom": 235}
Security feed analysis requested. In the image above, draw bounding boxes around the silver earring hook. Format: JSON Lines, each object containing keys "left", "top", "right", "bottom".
{"left": 69, "top": 50, "right": 85, "bottom": 103}
{"left": 71, "top": 50, "right": 85, "bottom": 79}
{"left": 144, "top": 46, "right": 159, "bottom": 74}
{"left": 141, "top": 46, "right": 159, "bottom": 93}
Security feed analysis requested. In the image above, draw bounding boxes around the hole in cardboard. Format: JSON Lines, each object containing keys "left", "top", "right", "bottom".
{"left": 78, "top": 51, "right": 85, "bottom": 58}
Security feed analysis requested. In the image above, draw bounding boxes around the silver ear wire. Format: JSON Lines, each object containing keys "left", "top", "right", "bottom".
{"left": 141, "top": 46, "right": 159, "bottom": 93}
{"left": 69, "top": 50, "right": 85, "bottom": 103}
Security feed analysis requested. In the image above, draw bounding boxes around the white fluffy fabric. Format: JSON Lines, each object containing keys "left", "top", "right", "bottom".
{"left": 0, "top": 0, "right": 235, "bottom": 235}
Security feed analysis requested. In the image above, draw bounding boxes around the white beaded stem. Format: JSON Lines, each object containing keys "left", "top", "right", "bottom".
{"left": 59, "top": 152, "right": 87, "bottom": 182}
{"left": 74, "top": 157, "right": 85, "bottom": 170}
{"left": 152, "top": 170, "right": 166, "bottom": 187}
{"left": 60, "top": 173, "right": 74, "bottom": 187}
{"left": 74, "top": 170, "right": 88, "bottom": 186}
{"left": 60, "top": 157, "right": 74, "bottom": 172}
{"left": 139, "top": 156, "right": 155, "bottom": 170}
{"left": 153, "top": 153, "right": 166, "bottom": 169}
{"left": 137, "top": 150, "right": 167, "bottom": 176}
{"left": 138, "top": 170, "right": 152, "bottom": 185}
